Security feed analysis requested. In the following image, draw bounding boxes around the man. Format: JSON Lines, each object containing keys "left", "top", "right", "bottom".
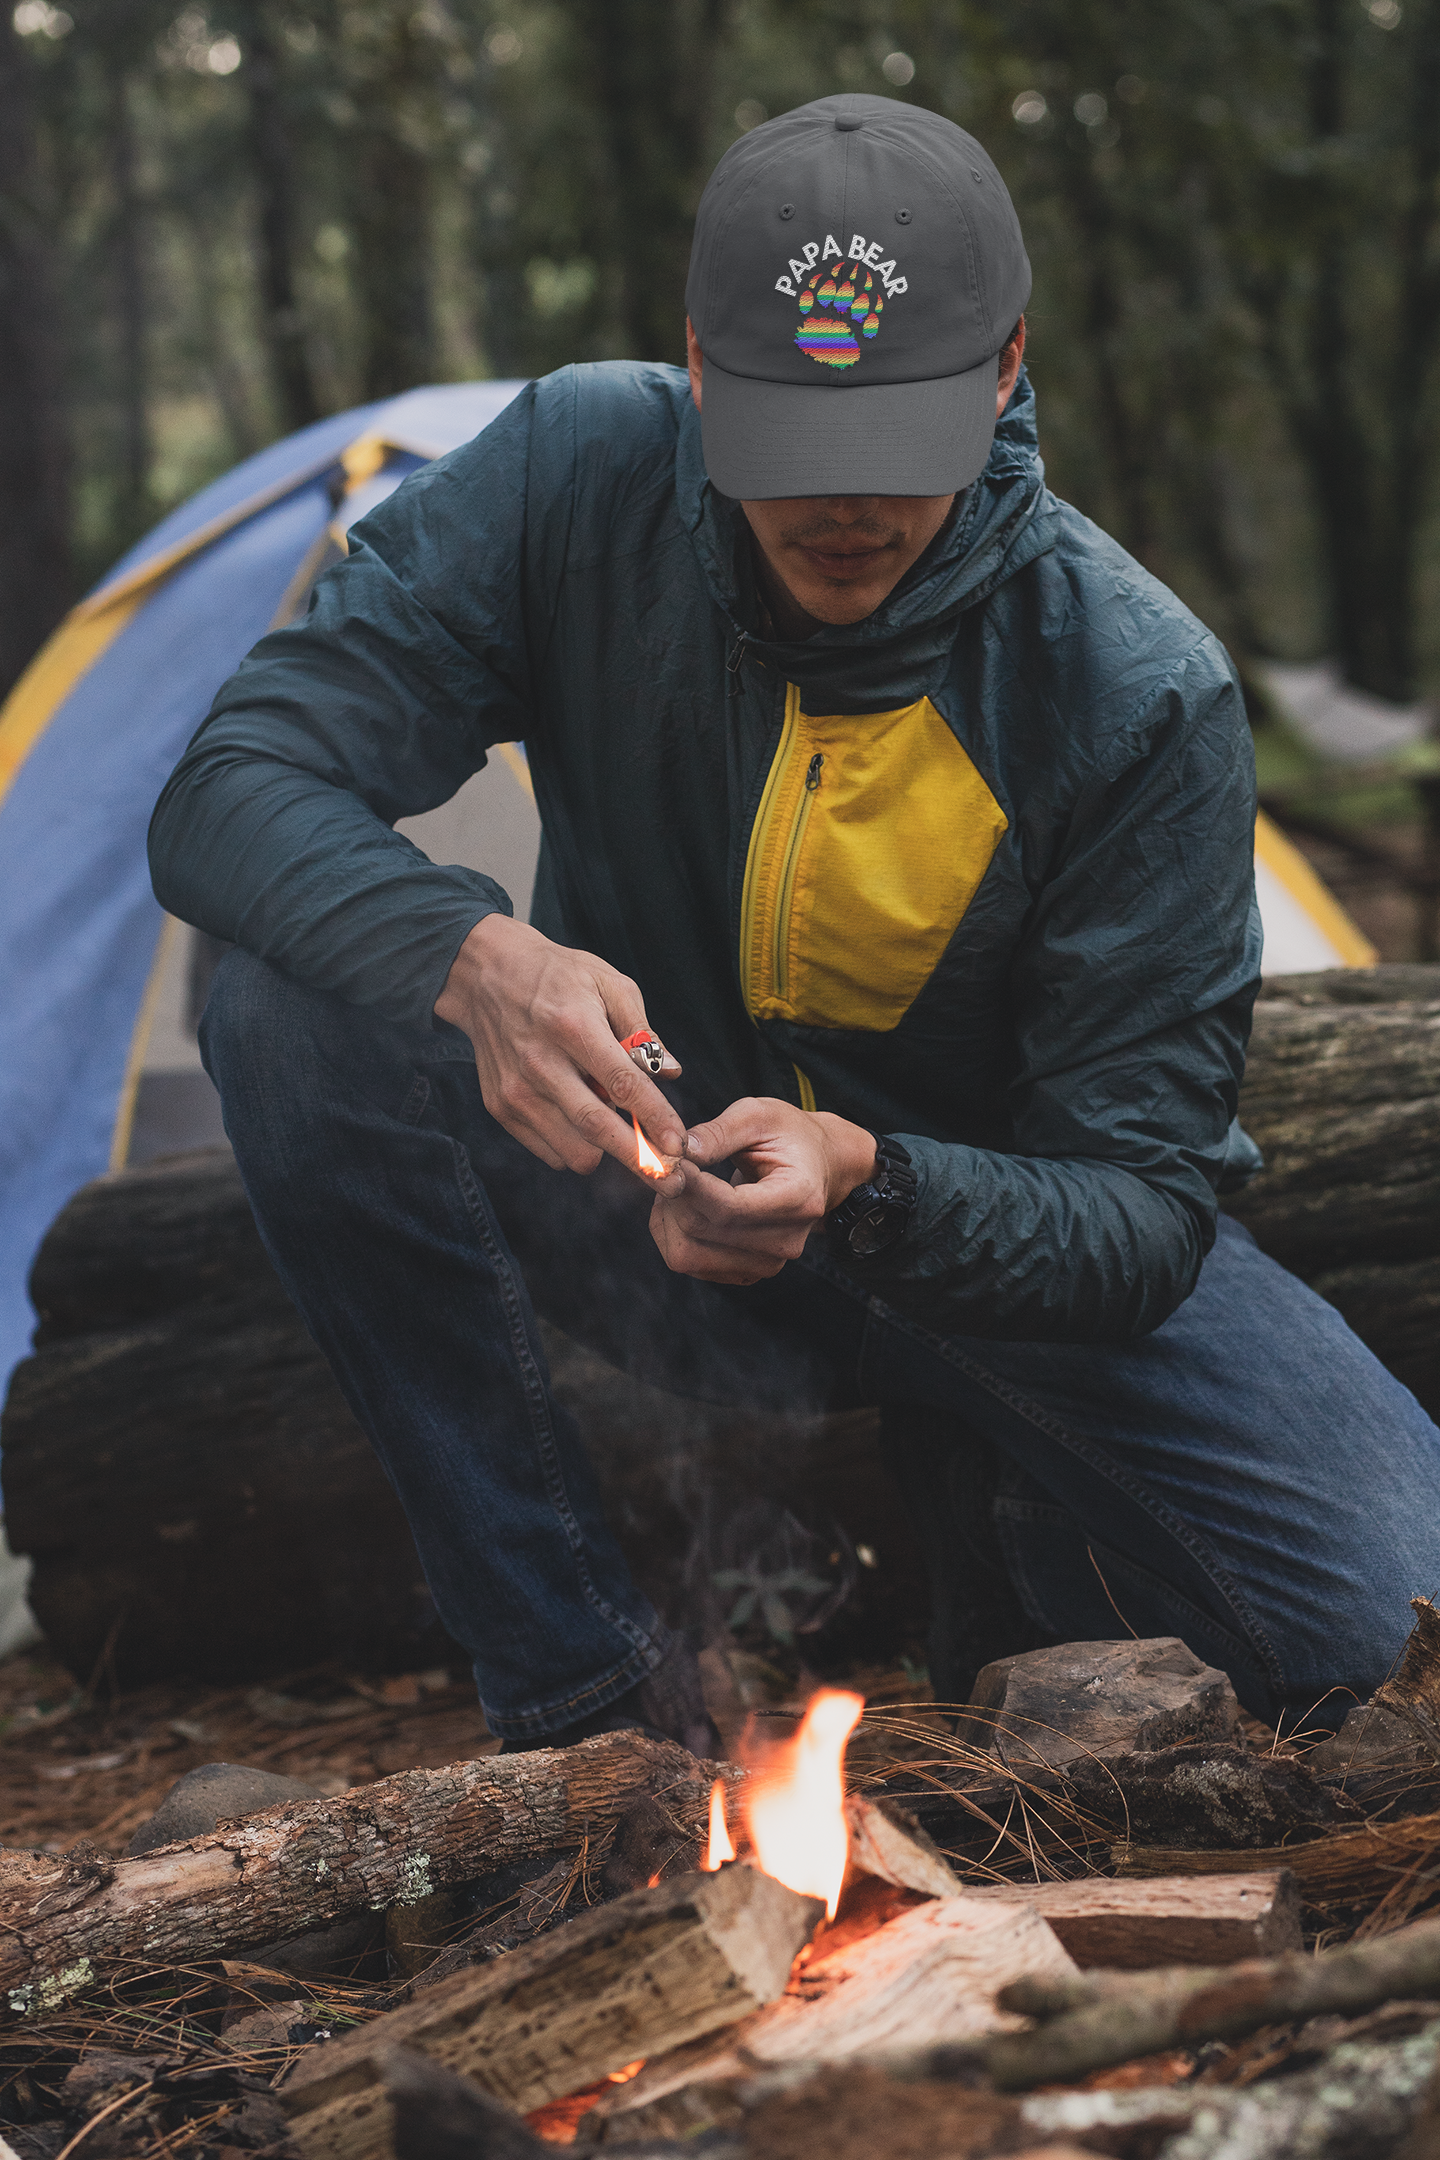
{"left": 150, "top": 94, "right": 1440, "bottom": 1753}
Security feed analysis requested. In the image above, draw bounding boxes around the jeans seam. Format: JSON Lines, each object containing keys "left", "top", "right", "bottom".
{"left": 447, "top": 1137, "right": 665, "bottom": 1726}
{"left": 868, "top": 1295, "right": 1287, "bottom": 1687}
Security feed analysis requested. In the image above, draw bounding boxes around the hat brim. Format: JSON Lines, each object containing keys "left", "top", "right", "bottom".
{"left": 698, "top": 351, "right": 1001, "bottom": 501}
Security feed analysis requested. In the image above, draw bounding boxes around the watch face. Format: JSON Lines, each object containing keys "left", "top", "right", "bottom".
{"left": 849, "top": 1202, "right": 904, "bottom": 1257}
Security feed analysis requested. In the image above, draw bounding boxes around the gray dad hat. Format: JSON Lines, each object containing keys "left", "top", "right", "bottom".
{"left": 685, "top": 93, "right": 1031, "bottom": 500}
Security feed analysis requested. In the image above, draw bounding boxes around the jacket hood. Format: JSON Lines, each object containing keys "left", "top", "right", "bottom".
{"left": 678, "top": 366, "right": 1061, "bottom": 713}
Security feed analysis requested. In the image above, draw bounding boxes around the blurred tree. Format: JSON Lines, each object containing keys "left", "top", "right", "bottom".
{"left": 235, "top": 0, "right": 321, "bottom": 429}
{"left": 0, "top": 15, "right": 72, "bottom": 698}
{"left": 565, "top": 0, "right": 731, "bottom": 364}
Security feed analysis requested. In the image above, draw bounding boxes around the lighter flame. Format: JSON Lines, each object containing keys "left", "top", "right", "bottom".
{"left": 633, "top": 1115, "right": 668, "bottom": 1179}
{"left": 704, "top": 1778, "right": 735, "bottom": 1870}
{"left": 743, "top": 1688, "right": 863, "bottom": 1919}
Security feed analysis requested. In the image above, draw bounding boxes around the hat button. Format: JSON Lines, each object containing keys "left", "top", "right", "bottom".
{"left": 834, "top": 114, "right": 863, "bottom": 131}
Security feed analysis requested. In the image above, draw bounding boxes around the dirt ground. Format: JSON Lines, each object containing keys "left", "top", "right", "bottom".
{"left": 0, "top": 1639, "right": 943, "bottom": 1858}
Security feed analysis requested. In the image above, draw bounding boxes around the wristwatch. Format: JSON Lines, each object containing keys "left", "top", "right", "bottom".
{"left": 829, "top": 1134, "right": 918, "bottom": 1257}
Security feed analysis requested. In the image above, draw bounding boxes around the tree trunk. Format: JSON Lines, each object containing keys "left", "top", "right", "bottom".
{"left": 241, "top": 2, "right": 322, "bottom": 432}
{"left": 0, "top": 1731, "right": 722, "bottom": 2010}
{"left": 108, "top": 71, "right": 150, "bottom": 546}
{"left": 0, "top": 17, "right": 71, "bottom": 699}
{"left": 351, "top": 8, "right": 435, "bottom": 400}
{"left": 568, "top": 0, "right": 728, "bottom": 365}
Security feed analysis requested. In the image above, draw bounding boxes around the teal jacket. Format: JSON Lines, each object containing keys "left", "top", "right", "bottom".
{"left": 149, "top": 363, "right": 1261, "bottom": 1342}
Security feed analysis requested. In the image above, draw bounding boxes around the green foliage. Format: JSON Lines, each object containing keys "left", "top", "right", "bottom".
{"left": 9, "top": 0, "right": 1440, "bottom": 697}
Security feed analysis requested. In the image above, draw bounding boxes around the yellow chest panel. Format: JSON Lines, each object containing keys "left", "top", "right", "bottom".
{"left": 739, "top": 685, "right": 1009, "bottom": 1034}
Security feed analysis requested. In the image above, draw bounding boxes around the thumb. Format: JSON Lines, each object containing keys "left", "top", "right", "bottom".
{"left": 685, "top": 1098, "right": 773, "bottom": 1165}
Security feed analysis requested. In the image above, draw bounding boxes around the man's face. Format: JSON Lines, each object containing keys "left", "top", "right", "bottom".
{"left": 685, "top": 317, "right": 1024, "bottom": 630}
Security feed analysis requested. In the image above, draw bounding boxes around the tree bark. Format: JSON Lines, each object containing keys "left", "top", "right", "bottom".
{"left": 0, "top": 1731, "right": 721, "bottom": 2012}
{"left": 1225, "top": 984, "right": 1440, "bottom": 1275}
{"left": 0, "top": 17, "right": 71, "bottom": 699}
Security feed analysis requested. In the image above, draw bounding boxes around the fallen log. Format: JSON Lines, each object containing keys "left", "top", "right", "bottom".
{"left": 0, "top": 1732, "right": 721, "bottom": 2013}
{"left": 1112, "top": 1805, "right": 1440, "bottom": 1910}
{"left": 961, "top": 1868, "right": 1300, "bottom": 1967}
{"left": 1226, "top": 975, "right": 1440, "bottom": 1275}
{"left": 280, "top": 1864, "right": 821, "bottom": 2160}
{"left": 2, "top": 1149, "right": 920, "bottom": 1687}
{"left": 985, "top": 1909, "right": 1440, "bottom": 2090}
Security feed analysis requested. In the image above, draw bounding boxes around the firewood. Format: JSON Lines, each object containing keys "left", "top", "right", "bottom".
{"left": 587, "top": 1892, "right": 1076, "bottom": 2139}
{"left": 0, "top": 1732, "right": 723, "bottom": 2013}
{"left": 984, "top": 1909, "right": 1440, "bottom": 2090}
{"left": 842, "top": 1794, "right": 964, "bottom": 1899}
{"left": 280, "top": 1863, "right": 821, "bottom": 2160}
{"left": 960, "top": 1869, "right": 1300, "bottom": 1966}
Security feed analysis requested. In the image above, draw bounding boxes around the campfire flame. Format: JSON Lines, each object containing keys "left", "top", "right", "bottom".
{"left": 704, "top": 1779, "right": 735, "bottom": 1870}
{"left": 633, "top": 1115, "right": 669, "bottom": 1179}
{"left": 741, "top": 1688, "right": 864, "bottom": 1920}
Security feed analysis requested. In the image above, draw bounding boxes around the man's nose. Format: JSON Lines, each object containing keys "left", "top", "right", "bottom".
{"left": 821, "top": 497, "right": 885, "bottom": 524}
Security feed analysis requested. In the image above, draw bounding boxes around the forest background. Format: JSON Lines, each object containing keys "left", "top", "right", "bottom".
{"left": 5, "top": 0, "right": 1440, "bottom": 947}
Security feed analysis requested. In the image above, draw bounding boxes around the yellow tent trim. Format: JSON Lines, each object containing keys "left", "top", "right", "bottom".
{"left": 1254, "top": 807, "right": 1377, "bottom": 967}
{"left": 109, "top": 913, "right": 180, "bottom": 1171}
{"left": 497, "top": 741, "right": 533, "bottom": 799}
{"left": 0, "top": 596, "right": 148, "bottom": 812}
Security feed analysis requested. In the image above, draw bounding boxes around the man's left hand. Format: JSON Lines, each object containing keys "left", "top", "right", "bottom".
{"left": 649, "top": 1099, "right": 876, "bottom": 1284}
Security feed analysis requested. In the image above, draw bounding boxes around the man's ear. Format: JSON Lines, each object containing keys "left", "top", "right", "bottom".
{"left": 686, "top": 317, "right": 703, "bottom": 411}
{"left": 996, "top": 316, "right": 1026, "bottom": 417}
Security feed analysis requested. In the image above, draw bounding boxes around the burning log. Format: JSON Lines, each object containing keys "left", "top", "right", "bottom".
{"left": 984, "top": 1909, "right": 1440, "bottom": 2090}
{"left": 0, "top": 1732, "right": 721, "bottom": 2013}
{"left": 279, "top": 1863, "right": 821, "bottom": 2160}
{"left": 584, "top": 1891, "right": 1076, "bottom": 2140}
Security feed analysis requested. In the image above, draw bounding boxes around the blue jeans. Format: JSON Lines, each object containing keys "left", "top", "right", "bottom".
{"left": 202, "top": 949, "right": 1440, "bottom": 1737}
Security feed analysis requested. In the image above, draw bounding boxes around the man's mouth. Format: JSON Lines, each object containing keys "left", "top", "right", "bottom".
{"left": 795, "top": 542, "right": 892, "bottom": 577}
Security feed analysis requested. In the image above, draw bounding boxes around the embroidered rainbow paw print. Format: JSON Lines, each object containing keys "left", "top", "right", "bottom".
{"left": 795, "top": 261, "right": 884, "bottom": 370}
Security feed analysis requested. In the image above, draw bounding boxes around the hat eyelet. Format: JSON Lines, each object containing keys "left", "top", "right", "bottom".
{"left": 778, "top": 202, "right": 795, "bottom": 220}
{"left": 895, "top": 207, "right": 912, "bottom": 224}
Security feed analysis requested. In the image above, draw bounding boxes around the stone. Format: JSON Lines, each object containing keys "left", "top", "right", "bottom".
{"left": 126, "top": 1760, "right": 324, "bottom": 1855}
{"left": 955, "top": 1638, "right": 1239, "bottom": 1776}
{"left": 1308, "top": 1700, "right": 1440, "bottom": 1820}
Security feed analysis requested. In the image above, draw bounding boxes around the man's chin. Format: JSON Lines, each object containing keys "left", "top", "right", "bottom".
{"left": 791, "top": 586, "right": 887, "bottom": 627}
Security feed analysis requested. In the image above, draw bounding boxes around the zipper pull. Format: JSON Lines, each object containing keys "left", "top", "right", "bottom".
{"left": 805, "top": 752, "right": 824, "bottom": 792}
{"left": 727, "top": 638, "right": 747, "bottom": 675}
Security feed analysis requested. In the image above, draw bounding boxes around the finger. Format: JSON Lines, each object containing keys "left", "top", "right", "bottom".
{"left": 575, "top": 1028, "right": 687, "bottom": 1156}
{"left": 668, "top": 1162, "right": 818, "bottom": 1232}
{"left": 487, "top": 1092, "right": 603, "bottom": 1175}
{"left": 649, "top": 1204, "right": 786, "bottom": 1283}
{"left": 542, "top": 1061, "right": 687, "bottom": 1178}
{"left": 684, "top": 1098, "right": 779, "bottom": 1165}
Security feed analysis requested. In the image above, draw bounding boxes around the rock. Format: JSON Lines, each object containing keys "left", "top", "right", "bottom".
{"left": 126, "top": 1760, "right": 323, "bottom": 1855}
{"left": 1064, "top": 1742, "right": 1366, "bottom": 1849}
{"left": 955, "top": 1638, "right": 1239, "bottom": 1776}
{"left": 1308, "top": 1701, "right": 1440, "bottom": 1820}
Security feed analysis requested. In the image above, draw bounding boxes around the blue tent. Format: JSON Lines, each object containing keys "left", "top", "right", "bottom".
{"left": 0, "top": 382, "right": 523, "bottom": 1397}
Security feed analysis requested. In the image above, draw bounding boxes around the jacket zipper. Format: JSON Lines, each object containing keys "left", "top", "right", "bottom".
{"left": 773, "top": 754, "right": 823, "bottom": 1001}
{"left": 738, "top": 686, "right": 825, "bottom": 1016}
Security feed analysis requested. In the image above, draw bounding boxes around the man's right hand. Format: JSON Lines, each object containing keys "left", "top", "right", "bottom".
{"left": 434, "top": 914, "right": 687, "bottom": 1176}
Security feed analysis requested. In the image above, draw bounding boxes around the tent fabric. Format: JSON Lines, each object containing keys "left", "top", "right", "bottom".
{"left": 0, "top": 373, "right": 1377, "bottom": 1401}
{"left": 0, "top": 383, "right": 524, "bottom": 1397}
